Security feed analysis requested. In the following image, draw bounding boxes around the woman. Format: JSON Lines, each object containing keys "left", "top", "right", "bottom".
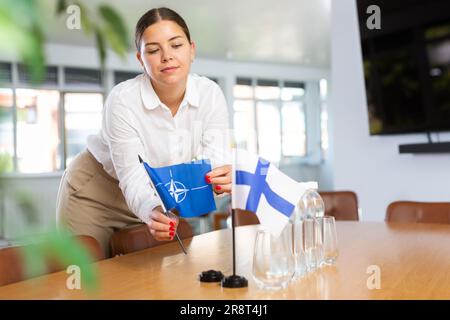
{"left": 56, "top": 7, "right": 232, "bottom": 258}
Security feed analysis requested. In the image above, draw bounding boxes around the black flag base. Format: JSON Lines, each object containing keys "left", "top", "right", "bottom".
{"left": 221, "top": 274, "right": 248, "bottom": 288}
{"left": 199, "top": 270, "right": 224, "bottom": 283}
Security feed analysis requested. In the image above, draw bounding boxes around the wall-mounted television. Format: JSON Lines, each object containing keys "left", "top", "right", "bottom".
{"left": 357, "top": 0, "right": 450, "bottom": 135}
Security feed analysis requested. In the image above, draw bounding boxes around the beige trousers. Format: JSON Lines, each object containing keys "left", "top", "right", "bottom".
{"left": 56, "top": 149, "right": 143, "bottom": 258}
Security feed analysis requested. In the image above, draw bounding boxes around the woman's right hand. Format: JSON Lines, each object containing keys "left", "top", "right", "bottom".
{"left": 147, "top": 206, "right": 178, "bottom": 241}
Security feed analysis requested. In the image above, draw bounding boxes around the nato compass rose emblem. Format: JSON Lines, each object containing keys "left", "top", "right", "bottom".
{"left": 159, "top": 170, "right": 209, "bottom": 204}
{"left": 165, "top": 177, "right": 189, "bottom": 203}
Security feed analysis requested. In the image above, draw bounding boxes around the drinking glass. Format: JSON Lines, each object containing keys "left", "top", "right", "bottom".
{"left": 315, "top": 217, "right": 324, "bottom": 266}
{"left": 297, "top": 189, "right": 325, "bottom": 269}
{"left": 293, "top": 218, "right": 307, "bottom": 279}
{"left": 303, "top": 217, "right": 321, "bottom": 272}
{"left": 252, "top": 224, "right": 295, "bottom": 290}
{"left": 322, "top": 216, "right": 339, "bottom": 265}
{"left": 298, "top": 189, "right": 325, "bottom": 218}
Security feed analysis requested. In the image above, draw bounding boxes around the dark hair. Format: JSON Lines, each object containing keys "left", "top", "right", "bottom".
{"left": 135, "top": 7, "right": 191, "bottom": 51}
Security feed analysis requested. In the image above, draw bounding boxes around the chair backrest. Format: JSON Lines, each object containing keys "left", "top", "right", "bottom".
{"left": 0, "top": 235, "right": 103, "bottom": 287}
{"left": 319, "top": 191, "right": 359, "bottom": 221}
{"left": 386, "top": 201, "right": 450, "bottom": 224}
{"left": 234, "top": 209, "right": 260, "bottom": 226}
{"left": 109, "top": 219, "right": 193, "bottom": 256}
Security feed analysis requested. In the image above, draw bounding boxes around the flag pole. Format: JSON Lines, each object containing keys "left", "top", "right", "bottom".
{"left": 231, "top": 208, "right": 236, "bottom": 276}
{"left": 138, "top": 155, "right": 187, "bottom": 255}
{"left": 221, "top": 147, "right": 248, "bottom": 288}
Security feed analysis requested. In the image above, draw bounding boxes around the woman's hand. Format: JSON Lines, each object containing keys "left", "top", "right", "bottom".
{"left": 147, "top": 206, "right": 178, "bottom": 241}
{"left": 205, "top": 164, "right": 232, "bottom": 195}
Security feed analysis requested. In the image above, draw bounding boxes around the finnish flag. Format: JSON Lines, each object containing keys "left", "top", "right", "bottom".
{"left": 232, "top": 149, "right": 317, "bottom": 237}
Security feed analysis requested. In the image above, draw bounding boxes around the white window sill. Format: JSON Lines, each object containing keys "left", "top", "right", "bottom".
{"left": 0, "top": 171, "right": 64, "bottom": 179}
{"left": 279, "top": 156, "right": 324, "bottom": 167}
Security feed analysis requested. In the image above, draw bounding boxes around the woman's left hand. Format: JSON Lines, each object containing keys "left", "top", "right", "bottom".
{"left": 205, "top": 164, "right": 231, "bottom": 194}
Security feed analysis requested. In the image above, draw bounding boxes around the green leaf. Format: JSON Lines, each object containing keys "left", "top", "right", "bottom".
{"left": 98, "top": 5, "right": 129, "bottom": 56}
{"left": 102, "top": 25, "right": 127, "bottom": 57}
{"left": 2, "top": 0, "right": 40, "bottom": 28}
{"left": 76, "top": 2, "right": 93, "bottom": 34}
{"left": 21, "top": 241, "right": 48, "bottom": 279}
{"left": 21, "top": 29, "right": 46, "bottom": 84}
{"left": 94, "top": 27, "right": 106, "bottom": 70}
{"left": 56, "top": 0, "right": 67, "bottom": 14}
{"left": 0, "top": 153, "right": 13, "bottom": 173}
{"left": 19, "top": 229, "right": 99, "bottom": 294}
{"left": 15, "top": 191, "right": 39, "bottom": 225}
{"left": 0, "top": 4, "right": 45, "bottom": 83}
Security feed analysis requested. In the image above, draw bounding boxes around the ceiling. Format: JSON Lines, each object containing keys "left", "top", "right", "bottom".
{"left": 40, "top": 0, "right": 331, "bottom": 67}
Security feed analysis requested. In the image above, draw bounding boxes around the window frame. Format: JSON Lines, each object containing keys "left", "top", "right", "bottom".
{"left": 0, "top": 63, "right": 107, "bottom": 177}
{"left": 233, "top": 77, "right": 314, "bottom": 164}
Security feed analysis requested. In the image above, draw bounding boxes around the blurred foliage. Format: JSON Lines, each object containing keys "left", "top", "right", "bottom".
{"left": 21, "top": 229, "right": 99, "bottom": 293}
{"left": 57, "top": 0, "right": 131, "bottom": 70}
{"left": 0, "top": 0, "right": 45, "bottom": 84}
{"left": 0, "top": 0, "right": 125, "bottom": 291}
{"left": 15, "top": 191, "right": 40, "bottom": 225}
{"left": 0, "top": 0, "right": 130, "bottom": 83}
{"left": 0, "top": 157, "right": 99, "bottom": 292}
{"left": 0, "top": 152, "right": 13, "bottom": 173}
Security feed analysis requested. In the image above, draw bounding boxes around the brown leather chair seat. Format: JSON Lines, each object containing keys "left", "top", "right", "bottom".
{"left": 319, "top": 191, "right": 359, "bottom": 221}
{"left": 385, "top": 201, "right": 450, "bottom": 224}
{"left": 109, "top": 219, "right": 193, "bottom": 256}
{"left": 214, "top": 191, "right": 360, "bottom": 227}
{"left": 234, "top": 209, "right": 260, "bottom": 226}
{"left": 0, "top": 235, "right": 103, "bottom": 287}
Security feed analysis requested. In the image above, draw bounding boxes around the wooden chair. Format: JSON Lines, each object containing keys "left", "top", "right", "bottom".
{"left": 213, "top": 212, "right": 230, "bottom": 230}
{"left": 0, "top": 235, "right": 103, "bottom": 287}
{"left": 109, "top": 219, "right": 193, "bottom": 256}
{"left": 385, "top": 201, "right": 450, "bottom": 224}
{"left": 212, "top": 210, "right": 260, "bottom": 229}
{"left": 234, "top": 209, "right": 260, "bottom": 226}
{"left": 319, "top": 191, "right": 359, "bottom": 221}
{"left": 215, "top": 191, "right": 360, "bottom": 227}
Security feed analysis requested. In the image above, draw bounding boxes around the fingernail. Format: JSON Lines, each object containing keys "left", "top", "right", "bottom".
{"left": 169, "top": 221, "right": 175, "bottom": 227}
{"left": 205, "top": 176, "right": 211, "bottom": 183}
{"left": 169, "top": 227, "right": 175, "bottom": 231}
{"left": 215, "top": 185, "right": 221, "bottom": 191}
{"left": 169, "top": 231, "right": 174, "bottom": 237}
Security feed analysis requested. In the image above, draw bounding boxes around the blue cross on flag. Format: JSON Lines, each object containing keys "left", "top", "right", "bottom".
{"left": 142, "top": 159, "right": 217, "bottom": 218}
{"left": 232, "top": 149, "right": 318, "bottom": 237}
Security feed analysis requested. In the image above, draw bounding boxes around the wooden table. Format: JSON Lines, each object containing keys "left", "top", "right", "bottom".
{"left": 0, "top": 222, "right": 449, "bottom": 299}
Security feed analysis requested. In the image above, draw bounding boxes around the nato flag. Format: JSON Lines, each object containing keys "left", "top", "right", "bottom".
{"left": 142, "top": 159, "right": 217, "bottom": 218}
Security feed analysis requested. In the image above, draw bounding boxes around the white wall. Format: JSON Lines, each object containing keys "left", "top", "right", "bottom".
{"left": 329, "top": 0, "right": 450, "bottom": 221}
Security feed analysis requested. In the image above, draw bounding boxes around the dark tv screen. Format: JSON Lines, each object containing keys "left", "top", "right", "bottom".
{"left": 357, "top": 0, "right": 450, "bottom": 135}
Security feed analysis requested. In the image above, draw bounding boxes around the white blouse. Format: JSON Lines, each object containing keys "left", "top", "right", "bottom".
{"left": 87, "top": 73, "right": 231, "bottom": 224}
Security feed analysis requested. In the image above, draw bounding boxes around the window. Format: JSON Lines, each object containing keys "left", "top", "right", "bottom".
{"left": 114, "top": 71, "right": 141, "bottom": 85}
{"left": 0, "top": 63, "right": 108, "bottom": 174}
{"left": 64, "top": 93, "right": 103, "bottom": 166}
{"left": 320, "top": 79, "right": 329, "bottom": 156}
{"left": 15, "top": 89, "right": 61, "bottom": 173}
{"left": 65, "top": 67, "right": 102, "bottom": 88}
{"left": 18, "top": 64, "right": 58, "bottom": 86}
{"left": 0, "top": 88, "right": 14, "bottom": 172}
{"left": 233, "top": 78, "right": 306, "bottom": 163}
{"left": 0, "top": 62, "right": 12, "bottom": 83}
{"left": 233, "top": 78, "right": 257, "bottom": 154}
{"left": 281, "top": 82, "right": 306, "bottom": 157}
